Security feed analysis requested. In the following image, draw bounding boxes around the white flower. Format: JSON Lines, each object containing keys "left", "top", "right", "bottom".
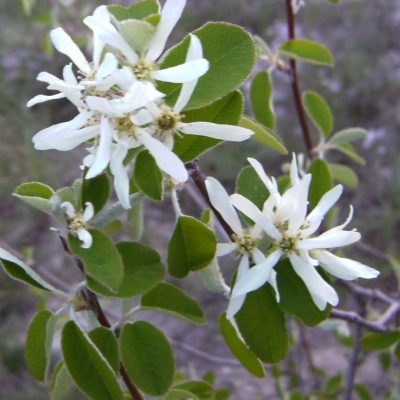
{"left": 228, "top": 156, "right": 379, "bottom": 315}
{"left": 144, "top": 35, "right": 253, "bottom": 149}
{"left": 84, "top": 1, "right": 209, "bottom": 85}
{"left": 205, "top": 177, "right": 279, "bottom": 319}
{"left": 61, "top": 202, "right": 94, "bottom": 248}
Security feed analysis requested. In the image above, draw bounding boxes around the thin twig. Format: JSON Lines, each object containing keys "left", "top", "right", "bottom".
{"left": 186, "top": 160, "right": 235, "bottom": 239}
{"left": 377, "top": 303, "right": 400, "bottom": 327}
{"left": 340, "top": 281, "right": 395, "bottom": 305}
{"left": 330, "top": 309, "right": 389, "bottom": 333}
{"left": 284, "top": 0, "right": 313, "bottom": 157}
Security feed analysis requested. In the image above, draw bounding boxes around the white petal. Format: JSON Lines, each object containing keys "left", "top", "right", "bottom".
{"left": 145, "top": 0, "right": 186, "bottom": 61}
{"left": 226, "top": 294, "right": 246, "bottom": 320}
{"left": 231, "top": 250, "right": 281, "bottom": 297}
{"left": 290, "top": 153, "right": 300, "bottom": 185}
{"left": 289, "top": 253, "right": 339, "bottom": 310}
{"left": 205, "top": 177, "right": 243, "bottom": 235}
{"left": 307, "top": 185, "right": 343, "bottom": 224}
{"left": 110, "top": 145, "right": 131, "bottom": 209}
{"left": 63, "top": 64, "right": 78, "bottom": 85}
{"left": 173, "top": 34, "right": 203, "bottom": 113}
{"left": 230, "top": 194, "right": 282, "bottom": 241}
{"left": 86, "top": 117, "right": 113, "bottom": 179}
{"left": 179, "top": 122, "right": 253, "bottom": 141}
{"left": 61, "top": 201, "right": 76, "bottom": 218}
{"left": 84, "top": 15, "right": 139, "bottom": 64}
{"left": 252, "top": 248, "right": 266, "bottom": 265}
{"left": 50, "top": 28, "right": 90, "bottom": 74}
{"left": 301, "top": 229, "right": 361, "bottom": 250}
{"left": 77, "top": 229, "right": 93, "bottom": 249}
{"left": 130, "top": 109, "right": 154, "bottom": 126}
{"left": 47, "top": 82, "right": 84, "bottom": 109}
{"left": 27, "top": 93, "right": 65, "bottom": 107}
{"left": 86, "top": 96, "right": 120, "bottom": 116}
{"left": 247, "top": 158, "right": 277, "bottom": 194}
{"left": 316, "top": 250, "right": 380, "bottom": 280}
{"left": 153, "top": 59, "right": 209, "bottom": 83}
{"left": 82, "top": 202, "right": 94, "bottom": 222}
{"left": 137, "top": 128, "right": 188, "bottom": 182}
{"left": 145, "top": 101, "right": 163, "bottom": 118}
{"left": 288, "top": 174, "right": 311, "bottom": 236}
{"left": 95, "top": 52, "right": 118, "bottom": 81}
{"left": 37, "top": 71, "right": 65, "bottom": 85}
{"left": 91, "top": 6, "right": 109, "bottom": 66}
{"left": 268, "top": 269, "right": 280, "bottom": 302}
{"left": 236, "top": 254, "right": 250, "bottom": 280}
{"left": 47, "top": 125, "right": 99, "bottom": 151}
{"left": 327, "top": 206, "right": 354, "bottom": 233}
{"left": 217, "top": 242, "right": 237, "bottom": 257}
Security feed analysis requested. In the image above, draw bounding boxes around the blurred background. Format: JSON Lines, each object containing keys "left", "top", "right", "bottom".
{"left": 1, "top": 0, "right": 399, "bottom": 398}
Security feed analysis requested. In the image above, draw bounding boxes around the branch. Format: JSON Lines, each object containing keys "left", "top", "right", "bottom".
{"left": 284, "top": 0, "right": 313, "bottom": 157}
{"left": 340, "top": 281, "right": 395, "bottom": 305}
{"left": 329, "top": 309, "right": 389, "bottom": 333}
{"left": 59, "top": 236, "right": 144, "bottom": 400}
{"left": 186, "top": 160, "right": 235, "bottom": 239}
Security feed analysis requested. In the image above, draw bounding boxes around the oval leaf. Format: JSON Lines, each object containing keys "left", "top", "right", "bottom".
{"left": 50, "top": 362, "right": 73, "bottom": 400}
{"left": 279, "top": 39, "right": 333, "bottom": 66}
{"left": 62, "top": 321, "right": 123, "bottom": 400}
{"left": 134, "top": 150, "right": 163, "bottom": 201}
{"left": 308, "top": 158, "right": 333, "bottom": 211}
{"left": 158, "top": 22, "right": 256, "bottom": 110}
{"left": 172, "top": 381, "right": 214, "bottom": 400}
{"left": 361, "top": 331, "right": 400, "bottom": 351}
{"left": 240, "top": 116, "right": 287, "bottom": 154}
{"left": 68, "top": 229, "right": 124, "bottom": 292}
{"left": 275, "top": 259, "right": 331, "bottom": 326}
{"left": 328, "top": 128, "right": 368, "bottom": 147}
{"left": 108, "top": 0, "right": 159, "bottom": 21}
{"left": 235, "top": 283, "right": 288, "bottom": 363}
{"left": 329, "top": 163, "right": 358, "bottom": 187}
{"left": 168, "top": 216, "right": 217, "bottom": 278}
{"left": 121, "top": 321, "right": 174, "bottom": 396}
{"left": 13, "top": 182, "right": 54, "bottom": 213}
{"left": 25, "top": 310, "right": 56, "bottom": 382}
{"left": 250, "top": 71, "right": 275, "bottom": 129}
{"left": 82, "top": 173, "right": 111, "bottom": 215}
{"left": 219, "top": 312, "right": 265, "bottom": 377}
{"left": 87, "top": 242, "right": 165, "bottom": 298}
{"left": 302, "top": 91, "right": 333, "bottom": 137}
{"left": 141, "top": 282, "right": 207, "bottom": 325}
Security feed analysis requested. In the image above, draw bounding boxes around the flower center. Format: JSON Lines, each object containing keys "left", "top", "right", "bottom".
{"left": 131, "top": 59, "right": 153, "bottom": 81}
{"left": 277, "top": 234, "right": 297, "bottom": 254}
{"left": 114, "top": 115, "right": 137, "bottom": 140}
{"left": 154, "top": 106, "right": 181, "bottom": 140}
{"left": 77, "top": 63, "right": 96, "bottom": 82}
{"left": 233, "top": 233, "right": 257, "bottom": 254}
{"left": 66, "top": 213, "right": 86, "bottom": 234}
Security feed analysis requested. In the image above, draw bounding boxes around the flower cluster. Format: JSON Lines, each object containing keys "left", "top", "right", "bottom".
{"left": 207, "top": 156, "right": 379, "bottom": 319}
{"left": 28, "top": 0, "right": 253, "bottom": 209}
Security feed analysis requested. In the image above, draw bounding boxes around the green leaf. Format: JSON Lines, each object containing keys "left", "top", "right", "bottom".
{"left": 134, "top": 150, "right": 163, "bottom": 201}
{"left": 250, "top": 71, "right": 275, "bottom": 129}
{"left": 128, "top": 196, "right": 144, "bottom": 241}
{"left": 108, "top": 0, "right": 159, "bottom": 21}
{"left": 361, "top": 331, "right": 400, "bottom": 350}
{"left": 88, "top": 327, "right": 119, "bottom": 374}
{"left": 275, "top": 260, "right": 332, "bottom": 326}
{"left": 327, "top": 0, "right": 341, "bottom": 4}
{"left": 171, "top": 381, "right": 214, "bottom": 400}
{"left": 120, "top": 321, "right": 174, "bottom": 396}
{"left": 308, "top": 158, "right": 333, "bottom": 210}
{"left": 302, "top": 91, "right": 333, "bottom": 137}
{"left": 19, "top": 0, "right": 35, "bottom": 15}
{"left": 173, "top": 91, "right": 243, "bottom": 162}
{"left": 25, "top": 310, "right": 56, "bottom": 382}
{"left": 87, "top": 242, "right": 165, "bottom": 298}
{"left": 13, "top": 182, "right": 54, "bottom": 214}
{"left": 119, "top": 19, "right": 157, "bottom": 54}
{"left": 219, "top": 313, "right": 265, "bottom": 377}
{"left": 336, "top": 142, "right": 366, "bottom": 165}
{"left": 394, "top": 342, "right": 400, "bottom": 360}
{"left": 325, "top": 373, "right": 342, "bottom": 395}
{"left": 61, "top": 321, "right": 123, "bottom": 400}
{"left": 158, "top": 22, "right": 255, "bottom": 110}
{"left": 329, "top": 163, "right": 358, "bottom": 187}
{"left": 235, "top": 283, "right": 288, "bottom": 363}
{"left": 141, "top": 282, "right": 207, "bottom": 325}
{"left": 354, "top": 384, "right": 373, "bottom": 400}
{"left": 69, "top": 229, "right": 124, "bottom": 292}
{"left": 328, "top": 128, "right": 368, "bottom": 147}
{"left": 168, "top": 216, "right": 217, "bottom": 278}
{"left": 0, "top": 247, "right": 62, "bottom": 294}
{"left": 379, "top": 352, "right": 391, "bottom": 372}
{"left": 279, "top": 39, "right": 334, "bottom": 66}
{"left": 389, "top": 256, "right": 400, "bottom": 290}
{"left": 51, "top": 179, "right": 83, "bottom": 221}
{"left": 240, "top": 116, "right": 287, "bottom": 154}
{"left": 82, "top": 173, "right": 111, "bottom": 215}
{"left": 50, "top": 362, "right": 73, "bottom": 400}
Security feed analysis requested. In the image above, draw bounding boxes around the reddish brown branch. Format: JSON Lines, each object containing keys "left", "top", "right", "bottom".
{"left": 285, "top": 0, "right": 314, "bottom": 157}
